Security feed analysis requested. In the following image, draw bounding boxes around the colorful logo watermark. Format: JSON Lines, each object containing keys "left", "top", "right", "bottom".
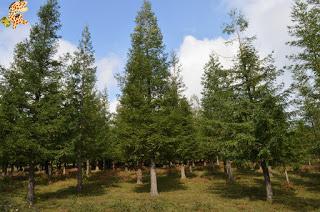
{"left": 1, "top": 0, "right": 29, "bottom": 29}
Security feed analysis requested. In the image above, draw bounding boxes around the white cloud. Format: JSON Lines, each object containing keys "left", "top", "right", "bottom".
{"left": 0, "top": 26, "right": 30, "bottom": 67}
{"left": 109, "top": 99, "right": 119, "bottom": 114}
{"left": 55, "top": 39, "right": 77, "bottom": 59}
{"left": 96, "top": 55, "right": 121, "bottom": 91}
{"left": 223, "top": 0, "right": 295, "bottom": 84}
{"left": 178, "top": 36, "right": 237, "bottom": 98}
{"left": 178, "top": 0, "right": 295, "bottom": 98}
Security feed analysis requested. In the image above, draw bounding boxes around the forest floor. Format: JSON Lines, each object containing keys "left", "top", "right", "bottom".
{"left": 0, "top": 165, "right": 320, "bottom": 212}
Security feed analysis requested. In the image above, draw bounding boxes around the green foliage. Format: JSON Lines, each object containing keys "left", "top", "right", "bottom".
{"left": 115, "top": 0, "right": 170, "bottom": 164}
{"left": 64, "top": 26, "right": 103, "bottom": 164}
{"left": 287, "top": 0, "right": 320, "bottom": 158}
{"left": 0, "top": 0, "right": 63, "bottom": 165}
{"left": 163, "top": 53, "right": 197, "bottom": 163}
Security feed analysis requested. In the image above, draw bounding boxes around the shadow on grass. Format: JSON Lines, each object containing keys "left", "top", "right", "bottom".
{"left": 133, "top": 172, "right": 187, "bottom": 193}
{"left": 37, "top": 171, "right": 120, "bottom": 201}
{"left": 209, "top": 171, "right": 320, "bottom": 211}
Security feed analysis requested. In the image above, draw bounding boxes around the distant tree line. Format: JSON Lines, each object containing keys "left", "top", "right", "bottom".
{"left": 0, "top": 0, "right": 319, "bottom": 206}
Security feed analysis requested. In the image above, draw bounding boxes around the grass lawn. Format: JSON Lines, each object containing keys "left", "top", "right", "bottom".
{"left": 1, "top": 166, "right": 320, "bottom": 211}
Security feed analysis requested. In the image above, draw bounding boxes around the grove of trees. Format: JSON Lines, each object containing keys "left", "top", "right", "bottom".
{"left": 0, "top": 0, "right": 319, "bottom": 206}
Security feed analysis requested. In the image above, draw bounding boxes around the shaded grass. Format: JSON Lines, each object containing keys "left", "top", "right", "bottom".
{"left": 0, "top": 166, "right": 319, "bottom": 211}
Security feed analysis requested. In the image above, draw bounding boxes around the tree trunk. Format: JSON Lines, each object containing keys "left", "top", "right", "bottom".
{"left": 136, "top": 168, "right": 143, "bottom": 185}
{"left": 10, "top": 164, "right": 14, "bottom": 176}
{"left": 203, "top": 161, "right": 207, "bottom": 167}
{"left": 192, "top": 161, "right": 195, "bottom": 168}
{"left": 225, "top": 160, "right": 234, "bottom": 183}
{"left": 216, "top": 156, "right": 220, "bottom": 166}
{"left": 103, "top": 159, "right": 106, "bottom": 171}
{"left": 268, "top": 166, "right": 273, "bottom": 177}
{"left": 125, "top": 163, "right": 128, "bottom": 172}
{"left": 2, "top": 164, "right": 7, "bottom": 176}
{"left": 150, "top": 160, "right": 158, "bottom": 196}
{"left": 309, "top": 160, "right": 312, "bottom": 166}
{"left": 63, "top": 163, "right": 66, "bottom": 175}
{"left": 180, "top": 164, "right": 187, "bottom": 179}
{"left": 76, "top": 157, "right": 83, "bottom": 193}
{"left": 86, "top": 160, "right": 90, "bottom": 177}
{"left": 48, "top": 162, "right": 52, "bottom": 184}
{"left": 261, "top": 160, "right": 273, "bottom": 202}
{"left": 189, "top": 164, "right": 193, "bottom": 173}
{"left": 95, "top": 160, "right": 99, "bottom": 171}
{"left": 284, "top": 167, "right": 290, "bottom": 185}
{"left": 27, "top": 163, "right": 35, "bottom": 207}
{"left": 112, "top": 162, "right": 116, "bottom": 171}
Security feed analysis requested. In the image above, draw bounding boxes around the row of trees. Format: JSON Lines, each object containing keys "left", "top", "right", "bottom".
{"left": 0, "top": 0, "right": 319, "bottom": 206}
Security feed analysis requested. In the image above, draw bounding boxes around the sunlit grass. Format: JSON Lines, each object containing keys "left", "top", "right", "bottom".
{"left": 1, "top": 166, "right": 320, "bottom": 211}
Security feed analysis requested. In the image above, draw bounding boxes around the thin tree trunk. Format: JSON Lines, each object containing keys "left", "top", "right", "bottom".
{"left": 125, "top": 163, "right": 128, "bottom": 172}
{"left": 76, "top": 157, "right": 83, "bottom": 193}
{"left": 1, "top": 164, "right": 7, "bottom": 176}
{"left": 10, "top": 164, "right": 14, "bottom": 176}
{"left": 284, "top": 167, "right": 290, "bottom": 185}
{"left": 95, "top": 160, "right": 99, "bottom": 171}
{"left": 180, "top": 163, "right": 186, "bottom": 179}
{"left": 204, "top": 161, "right": 207, "bottom": 167}
{"left": 27, "top": 163, "right": 35, "bottom": 207}
{"left": 192, "top": 161, "right": 195, "bottom": 168}
{"left": 103, "top": 159, "right": 106, "bottom": 171}
{"left": 189, "top": 162, "right": 193, "bottom": 173}
{"left": 112, "top": 161, "right": 116, "bottom": 171}
{"left": 86, "top": 160, "right": 90, "bottom": 177}
{"left": 268, "top": 166, "right": 273, "bottom": 177}
{"left": 226, "top": 160, "right": 234, "bottom": 183}
{"left": 63, "top": 163, "right": 66, "bottom": 175}
{"left": 136, "top": 168, "right": 143, "bottom": 185}
{"left": 150, "top": 159, "right": 158, "bottom": 196}
{"left": 216, "top": 156, "right": 220, "bottom": 166}
{"left": 48, "top": 162, "right": 52, "bottom": 184}
{"left": 309, "top": 160, "right": 312, "bottom": 166}
{"left": 261, "top": 160, "right": 273, "bottom": 202}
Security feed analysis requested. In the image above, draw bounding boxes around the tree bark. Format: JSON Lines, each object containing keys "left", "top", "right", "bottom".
{"left": 261, "top": 160, "right": 273, "bottom": 202}
{"left": 192, "top": 161, "right": 195, "bottom": 168}
{"left": 136, "top": 168, "right": 143, "bottom": 185}
{"left": 203, "top": 161, "right": 207, "bottom": 167}
{"left": 2, "top": 164, "right": 7, "bottom": 176}
{"left": 48, "top": 162, "right": 52, "bottom": 184}
{"left": 86, "top": 160, "right": 90, "bottom": 177}
{"left": 216, "top": 156, "right": 220, "bottom": 166}
{"left": 95, "top": 160, "right": 99, "bottom": 171}
{"left": 63, "top": 163, "right": 66, "bottom": 175}
{"left": 76, "top": 157, "right": 83, "bottom": 193}
{"left": 112, "top": 161, "right": 116, "bottom": 171}
{"left": 225, "top": 160, "right": 234, "bottom": 183}
{"left": 150, "top": 159, "right": 158, "bottom": 196}
{"left": 189, "top": 164, "right": 193, "bottom": 173}
{"left": 284, "top": 167, "right": 290, "bottom": 185}
{"left": 10, "top": 164, "right": 14, "bottom": 176}
{"left": 27, "top": 163, "right": 35, "bottom": 207}
{"left": 180, "top": 163, "right": 187, "bottom": 179}
{"left": 103, "top": 159, "right": 106, "bottom": 171}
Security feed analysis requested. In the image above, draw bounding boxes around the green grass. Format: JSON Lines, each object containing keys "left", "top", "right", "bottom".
{"left": 1, "top": 166, "right": 320, "bottom": 212}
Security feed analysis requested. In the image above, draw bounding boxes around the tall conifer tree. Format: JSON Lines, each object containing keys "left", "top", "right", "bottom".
{"left": 2, "top": 0, "right": 63, "bottom": 205}
{"left": 223, "top": 10, "right": 289, "bottom": 202}
{"left": 287, "top": 0, "right": 320, "bottom": 157}
{"left": 116, "top": 0, "right": 169, "bottom": 196}
{"left": 65, "top": 26, "right": 100, "bottom": 192}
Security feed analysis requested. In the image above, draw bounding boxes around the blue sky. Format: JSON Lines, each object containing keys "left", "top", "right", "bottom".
{"left": 1, "top": 0, "right": 229, "bottom": 58}
{"left": 0, "top": 0, "right": 294, "bottom": 112}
